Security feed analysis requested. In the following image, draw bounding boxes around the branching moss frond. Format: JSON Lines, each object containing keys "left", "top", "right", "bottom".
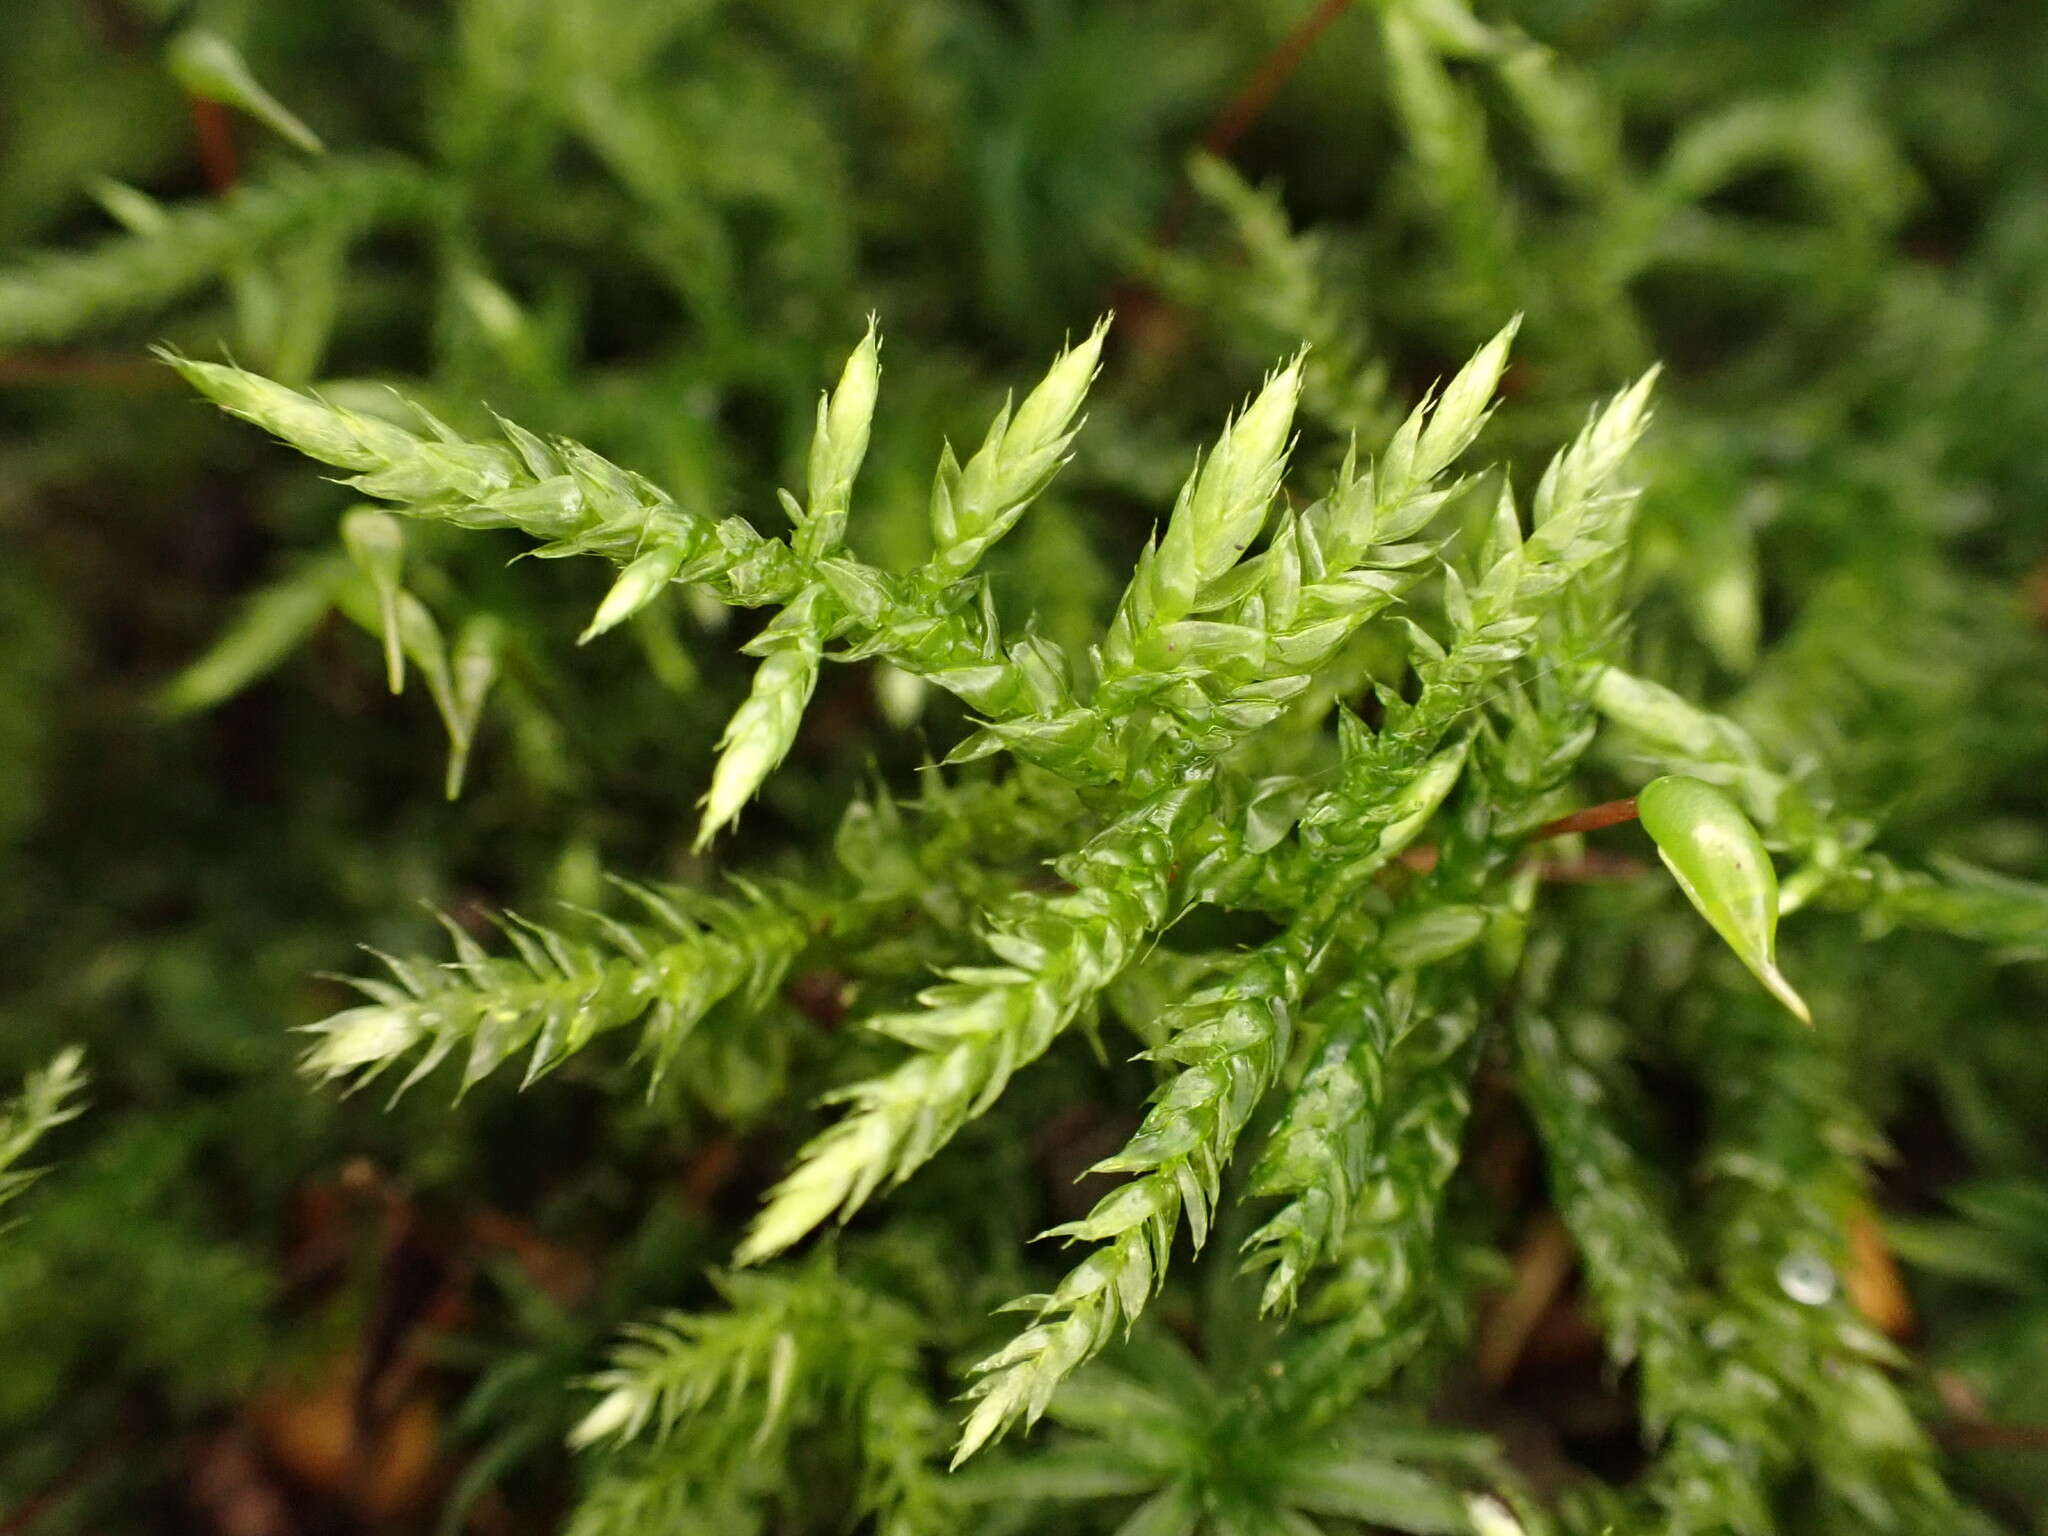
{"left": 570, "top": 1253, "right": 949, "bottom": 1536}
{"left": 304, "top": 882, "right": 808, "bottom": 1098}
{"left": 1240, "top": 976, "right": 1410, "bottom": 1315}
{"left": 738, "top": 776, "right": 1208, "bottom": 1266}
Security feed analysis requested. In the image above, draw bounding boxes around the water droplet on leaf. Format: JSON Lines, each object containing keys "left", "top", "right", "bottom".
{"left": 1777, "top": 1250, "right": 1837, "bottom": 1305}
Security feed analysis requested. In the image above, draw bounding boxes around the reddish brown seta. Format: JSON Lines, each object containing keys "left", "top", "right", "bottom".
{"left": 189, "top": 97, "right": 239, "bottom": 193}
{"left": 1527, "top": 797, "right": 1640, "bottom": 844}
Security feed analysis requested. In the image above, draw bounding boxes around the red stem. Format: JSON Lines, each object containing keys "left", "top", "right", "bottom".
{"left": 1201, "top": 0, "right": 1359, "bottom": 159}
{"left": 1154, "top": 0, "right": 1359, "bottom": 250}
{"left": 0, "top": 353, "right": 173, "bottom": 388}
{"left": 1937, "top": 1421, "right": 2048, "bottom": 1452}
{"left": 189, "top": 97, "right": 238, "bottom": 194}
{"left": 1528, "top": 798, "right": 1640, "bottom": 843}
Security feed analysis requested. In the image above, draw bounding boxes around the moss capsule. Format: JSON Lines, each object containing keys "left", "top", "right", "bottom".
{"left": 1638, "top": 774, "right": 1811, "bottom": 1025}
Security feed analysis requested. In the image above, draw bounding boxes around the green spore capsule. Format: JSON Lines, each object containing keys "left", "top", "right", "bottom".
{"left": 1637, "top": 774, "right": 1812, "bottom": 1025}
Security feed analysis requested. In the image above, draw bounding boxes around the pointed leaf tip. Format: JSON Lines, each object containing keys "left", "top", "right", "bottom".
{"left": 580, "top": 544, "right": 685, "bottom": 644}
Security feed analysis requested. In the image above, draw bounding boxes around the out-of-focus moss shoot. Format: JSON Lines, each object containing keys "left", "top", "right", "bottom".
{"left": 166, "top": 30, "right": 326, "bottom": 155}
{"left": 340, "top": 509, "right": 408, "bottom": 691}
